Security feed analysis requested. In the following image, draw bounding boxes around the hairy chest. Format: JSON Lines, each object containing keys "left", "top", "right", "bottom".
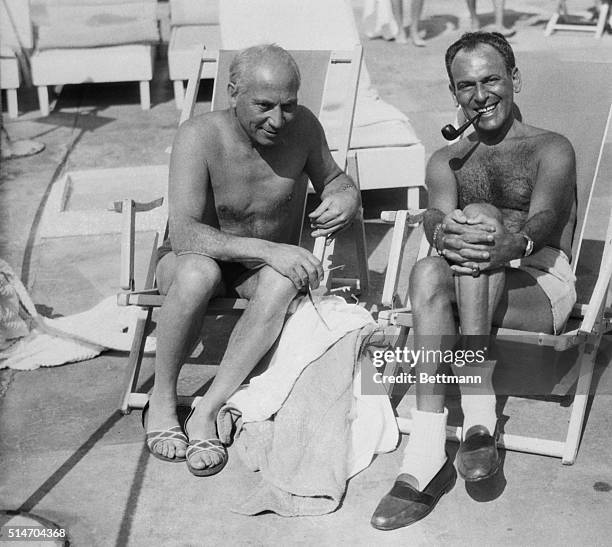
{"left": 454, "top": 142, "right": 539, "bottom": 211}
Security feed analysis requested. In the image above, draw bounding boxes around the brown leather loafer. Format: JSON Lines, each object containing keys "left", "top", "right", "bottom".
{"left": 370, "top": 456, "right": 457, "bottom": 531}
{"left": 457, "top": 425, "right": 500, "bottom": 482}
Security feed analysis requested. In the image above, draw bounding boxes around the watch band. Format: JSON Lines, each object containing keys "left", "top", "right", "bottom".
{"left": 519, "top": 232, "right": 534, "bottom": 257}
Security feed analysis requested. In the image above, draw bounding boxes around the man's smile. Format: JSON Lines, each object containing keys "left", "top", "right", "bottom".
{"left": 476, "top": 102, "right": 499, "bottom": 117}
{"left": 261, "top": 127, "right": 278, "bottom": 137}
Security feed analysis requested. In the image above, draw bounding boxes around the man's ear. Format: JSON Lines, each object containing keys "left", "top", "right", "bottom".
{"left": 448, "top": 83, "right": 459, "bottom": 107}
{"left": 512, "top": 67, "right": 522, "bottom": 94}
{"left": 227, "top": 82, "right": 238, "bottom": 107}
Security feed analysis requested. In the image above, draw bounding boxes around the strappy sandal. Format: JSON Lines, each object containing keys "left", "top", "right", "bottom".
{"left": 184, "top": 406, "right": 229, "bottom": 477}
{"left": 141, "top": 402, "right": 188, "bottom": 463}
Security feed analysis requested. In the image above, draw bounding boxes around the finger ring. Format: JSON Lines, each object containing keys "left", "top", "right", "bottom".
{"left": 471, "top": 266, "right": 481, "bottom": 277}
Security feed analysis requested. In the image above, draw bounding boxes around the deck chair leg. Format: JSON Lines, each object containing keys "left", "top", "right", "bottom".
{"left": 173, "top": 80, "right": 185, "bottom": 110}
{"left": 37, "top": 86, "right": 49, "bottom": 116}
{"left": 561, "top": 340, "right": 598, "bottom": 464}
{"left": 139, "top": 81, "right": 151, "bottom": 110}
{"left": 120, "top": 309, "right": 154, "bottom": 413}
{"left": 545, "top": 12, "right": 560, "bottom": 36}
{"left": 407, "top": 186, "right": 420, "bottom": 210}
{"left": 595, "top": 2, "right": 610, "bottom": 38}
{"left": 6, "top": 89, "right": 18, "bottom": 119}
{"left": 119, "top": 229, "right": 161, "bottom": 413}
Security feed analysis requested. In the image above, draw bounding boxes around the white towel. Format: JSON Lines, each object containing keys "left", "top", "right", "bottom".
{"left": 0, "top": 259, "right": 154, "bottom": 370}
{"left": 227, "top": 295, "right": 398, "bottom": 478}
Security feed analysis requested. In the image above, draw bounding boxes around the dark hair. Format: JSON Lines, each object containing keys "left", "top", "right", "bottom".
{"left": 445, "top": 32, "right": 515, "bottom": 87}
{"left": 229, "top": 44, "right": 301, "bottom": 94}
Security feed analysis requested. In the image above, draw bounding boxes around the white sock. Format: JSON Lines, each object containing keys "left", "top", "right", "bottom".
{"left": 399, "top": 408, "right": 447, "bottom": 489}
{"left": 451, "top": 361, "right": 497, "bottom": 439}
{"left": 461, "top": 393, "right": 497, "bottom": 438}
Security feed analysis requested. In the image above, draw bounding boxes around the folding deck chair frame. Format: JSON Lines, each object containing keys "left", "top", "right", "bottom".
{"left": 545, "top": 0, "right": 612, "bottom": 39}
{"left": 377, "top": 104, "right": 612, "bottom": 465}
{"left": 116, "top": 46, "right": 369, "bottom": 414}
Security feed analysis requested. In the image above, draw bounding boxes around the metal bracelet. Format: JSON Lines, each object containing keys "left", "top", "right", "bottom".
{"left": 432, "top": 223, "right": 443, "bottom": 253}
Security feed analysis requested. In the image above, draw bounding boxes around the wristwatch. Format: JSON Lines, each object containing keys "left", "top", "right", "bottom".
{"left": 519, "top": 232, "right": 534, "bottom": 257}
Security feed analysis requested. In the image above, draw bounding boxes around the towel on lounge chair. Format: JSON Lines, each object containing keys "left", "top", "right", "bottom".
{"left": 224, "top": 296, "right": 398, "bottom": 516}
{"left": 0, "top": 259, "right": 154, "bottom": 370}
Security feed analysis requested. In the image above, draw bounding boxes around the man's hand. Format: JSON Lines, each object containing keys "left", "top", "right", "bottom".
{"left": 441, "top": 210, "right": 525, "bottom": 275}
{"left": 264, "top": 243, "right": 324, "bottom": 290}
{"left": 437, "top": 210, "right": 495, "bottom": 269}
{"left": 449, "top": 230, "right": 523, "bottom": 275}
{"left": 309, "top": 186, "right": 359, "bottom": 239}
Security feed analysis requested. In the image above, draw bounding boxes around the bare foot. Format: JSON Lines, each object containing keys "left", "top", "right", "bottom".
{"left": 410, "top": 26, "right": 426, "bottom": 47}
{"left": 184, "top": 403, "right": 225, "bottom": 470}
{"left": 144, "top": 394, "right": 187, "bottom": 460}
{"left": 395, "top": 31, "right": 409, "bottom": 44}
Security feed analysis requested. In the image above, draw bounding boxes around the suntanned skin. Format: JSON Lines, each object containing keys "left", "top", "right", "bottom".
{"left": 146, "top": 49, "right": 360, "bottom": 471}
{"left": 406, "top": 42, "right": 576, "bottom": 479}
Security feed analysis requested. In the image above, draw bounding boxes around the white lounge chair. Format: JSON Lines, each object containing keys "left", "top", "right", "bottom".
{"left": 167, "top": 0, "right": 221, "bottom": 110}
{"left": 0, "top": 0, "right": 33, "bottom": 118}
{"left": 29, "top": 0, "right": 159, "bottom": 116}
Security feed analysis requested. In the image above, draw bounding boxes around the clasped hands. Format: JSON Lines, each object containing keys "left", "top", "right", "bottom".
{"left": 436, "top": 209, "right": 509, "bottom": 275}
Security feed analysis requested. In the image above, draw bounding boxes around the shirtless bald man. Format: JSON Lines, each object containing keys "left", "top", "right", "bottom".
{"left": 371, "top": 32, "right": 577, "bottom": 529}
{"left": 145, "top": 44, "right": 360, "bottom": 476}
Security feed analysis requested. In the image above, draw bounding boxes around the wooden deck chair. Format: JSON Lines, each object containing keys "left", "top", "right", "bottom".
{"left": 116, "top": 46, "right": 369, "bottom": 414}
{"left": 376, "top": 54, "right": 612, "bottom": 464}
{"left": 545, "top": 0, "right": 611, "bottom": 39}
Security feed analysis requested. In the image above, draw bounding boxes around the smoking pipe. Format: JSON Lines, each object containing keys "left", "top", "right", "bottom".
{"left": 441, "top": 112, "right": 482, "bottom": 141}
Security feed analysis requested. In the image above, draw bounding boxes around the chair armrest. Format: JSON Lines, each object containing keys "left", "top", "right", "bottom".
{"left": 109, "top": 197, "right": 164, "bottom": 291}
{"left": 380, "top": 209, "right": 427, "bottom": 308}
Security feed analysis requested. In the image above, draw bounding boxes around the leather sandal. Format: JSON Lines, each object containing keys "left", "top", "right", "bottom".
{"left": 142, "top": 402, "right": 188, "bottom": 463}
{"left": 184, "top": 406, "right": 228, "bottom": 477}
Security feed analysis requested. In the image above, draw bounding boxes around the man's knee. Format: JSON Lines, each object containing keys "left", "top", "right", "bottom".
{"left": 170, "top": 254, "right": 223, "bottom": 304}
{"left": 250, "top": 266, "right": 298, "bottom": 314}
{"left": 463, "top": 203, "right": 503, "bottom": 222}
{"left": 409, "top": 257, "right": 453, "bottom": 305}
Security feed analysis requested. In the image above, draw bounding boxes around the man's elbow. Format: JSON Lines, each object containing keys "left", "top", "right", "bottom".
{"left": 168, "top": 217, "right": 194, "bottom": 252}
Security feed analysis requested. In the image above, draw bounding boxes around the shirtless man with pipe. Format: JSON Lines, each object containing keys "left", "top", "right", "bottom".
{"left": 145, "top": 44, "right": 360, "bottom": 476}
{"left": 371, "top": 31, "right": 577, "bottom": 530}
